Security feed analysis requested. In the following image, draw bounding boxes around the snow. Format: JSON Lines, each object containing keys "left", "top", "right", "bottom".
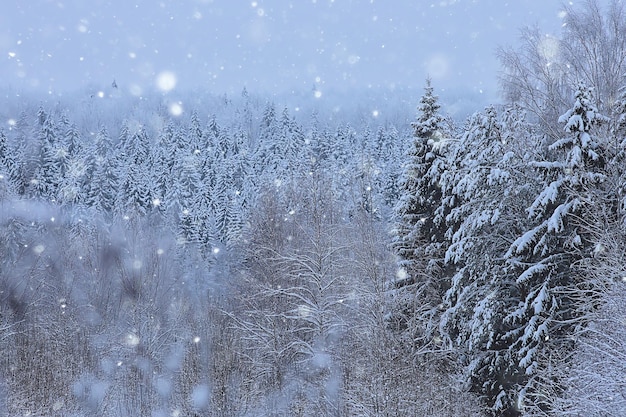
{"left": 516, "top": 263, "right": 548, "bottom": 285}
{"left": 547, "top": 199, "right": 578, "bottom": 234}
{"left": 507, "top": 222, "right": 547, "bottom": 257}
{"left": 528, "top": 179, "right": 562, "bottom": 218}
{"left": 168, "top": 102, "right": 184, "bottom": 116}
{"left": 125, "top": 333, "right": 140, "bottom": 347}
{"left": 531, "top": 284, "right": 548, "bottom": 316}
{"left": 0, "top": 3, "right": 620, "bottom": 417}
{"left": 156, "top": 71, "right": 177, "bottom": 92}
{"left": 32, "top": 244, "right": 45, "bottom": 255}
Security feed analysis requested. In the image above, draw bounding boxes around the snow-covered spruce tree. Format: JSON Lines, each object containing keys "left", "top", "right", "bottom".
{"left": 0, "top": 129, "right": 19, "bottom": 199}
{"left": 277, "top": 106, "right": 308, "bottom": 179}
{"left": 163, "top": 123, "right": 202, "bottom": 217}
{"left": 210, "top": 158, "right": 234, "bottom": 241}
{"left": 504, "top": 82, "right": 609, "bottom": 414}
{"left": 149, "top": 122, "right": 177, "bottom": 214}
{"left": 188, "top": 109, "right": 205, "bottom": 154}
{"left": 8, "top": 110, "right": 33, "bottom": 196}
{"left": 57, "top": 120, "right": 88, "bottom": 206}
{"left": 357, "top": 124, "right": 405, "bottom": 218}
{"left": 116, "top": 122, "right": 155, "bottom": 218}
{"left": 369, "top": 135, "right": 397, "bottom": 219}
{"left": 391, "top": 78, "right": 450, "bottom": 344}
{"left": 252, "top": 102, "right": 279, "bottom": 175}
{"left": 439, "top": 105, "right": 536, "bottom": 416}
{"left": 330, "top": 124, "right": 357, "bottom": 185}
{"left": 86, "top": 126, "right": 119, "bottom": 219}
{"left": 189, "top": 177, "right": 219, "bottom": 256}
{"left": 30, "top": 109, "right": 62, "bottom": 201}
{"left": 253, "top": 105, "right": 307, "bottom": 186}
{"left": 167, "top": 152, "right": 203, "bottom": 243}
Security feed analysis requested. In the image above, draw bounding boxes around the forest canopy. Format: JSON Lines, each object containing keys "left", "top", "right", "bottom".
{"left": 1, "top": 1, "right": 626, "bottom": 416}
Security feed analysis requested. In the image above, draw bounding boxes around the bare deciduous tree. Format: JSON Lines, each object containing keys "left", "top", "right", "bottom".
{"left": 498, "top": 0, "right": 626, "bottom": 144}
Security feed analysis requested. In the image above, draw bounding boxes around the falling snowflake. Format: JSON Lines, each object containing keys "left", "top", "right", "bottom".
{"left": 156, "top": 71, "right": 177, "bottom": 92}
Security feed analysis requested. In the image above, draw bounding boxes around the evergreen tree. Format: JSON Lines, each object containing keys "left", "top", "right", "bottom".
{"left": 375, "top": 125, "right": 404, "bottom": 208}
{"left": 0, "top": 129, "right": 18, "bottom": 199}
{"left": 188, "top": 109, "right": 205, "bottom": 154}
{"left": 57, "top": 120, "right": 87, "bottom": 205}
{"left": 191, "top": 180, "right": 219, "bottom": 255}
{"left": 30, "top": 110, "right": 62, "bottom": 201}
{"left": 440, "top": 106, "right": 532, "bottom": 416}
{"left": 504, "top": 82, "right": 609, "bottom": 414}
{"left": 253, "top": 105, "right": 306, "bottom": 182}
{"left": 150, "top": 122, "right": 178, "bottom": 210}
{"left": 277, "top": 106, "right": 307, "bottom": 177}
{"left": 391, "top": 79, "right": 450, "bottom": 342}
{"left": 87, "top": 127, "right": 119, "bottom": 218}
{"left": 252, "top": 102, "right": 279, "bottom": 177}
{"left": 116, "top": 122, "right": 154, "bottom": 217}
{"left": 9, "top": 110, "right": 32, "bottom": 195}
{"left": 166, "top": 151, "right": 203, "bottom": 242}
{"left": 212, "top": 160, "right": 235, "bottom": 242}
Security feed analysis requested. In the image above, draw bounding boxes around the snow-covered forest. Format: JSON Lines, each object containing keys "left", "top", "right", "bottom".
{"left": 2, "top": 1, "right": 626, "bottom": 416}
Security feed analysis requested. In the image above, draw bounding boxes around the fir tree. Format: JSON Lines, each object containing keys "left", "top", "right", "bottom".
{"left": 31, "top": 111, "right": 62, "bottom": 201}
{"left": 391, "top": 79, "right": 450, "bottom": 343}
{"left": 57, "top": 120, "right": 87, "bottom": 205}
{"left": 87, "top": 127, "right": 119, "bottom": 218}
{"left": 440, "top": 106, "right": 530, "bottom": 416}
{"left": 0, "top": 129, "right": 18, "bottom": 199}
{"left": 504, "top": 82, "right": 609, "bottom": 414}
{"left": 117, "top": 122, "right": 154, "bottom": 216}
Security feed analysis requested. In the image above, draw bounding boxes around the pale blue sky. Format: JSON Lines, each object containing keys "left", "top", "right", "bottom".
{"left": 0, "top": 1, "right": 584, "bottom": 100}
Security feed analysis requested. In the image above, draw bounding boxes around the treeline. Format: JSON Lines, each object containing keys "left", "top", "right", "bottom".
{"left": 0, "top": 92, "right": 406, "bottom": 248}
{"left": 1, "top": 85, "right": 483, "bottom": 416}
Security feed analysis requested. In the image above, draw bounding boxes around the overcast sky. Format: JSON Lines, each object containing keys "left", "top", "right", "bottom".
{"left": 0, "top": 1, "right": 595, "bottom": 102}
